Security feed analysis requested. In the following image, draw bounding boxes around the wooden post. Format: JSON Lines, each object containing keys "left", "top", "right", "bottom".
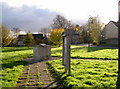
{"left": 62, "top": 31, "right": 67, "bottom": 71}
{"left": 62, "top": 32, "right": 65, "bottom": 66}
{"left": 62, "top": 28, "right": 71, "bottom": 75}
{"left": 67, "top": 29, "right": 71, "bottom": 75}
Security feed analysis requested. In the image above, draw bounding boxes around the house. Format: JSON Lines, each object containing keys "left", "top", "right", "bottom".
{"left": 101, "top": 21, "right": 118, "bottom": 45}
{"left": 70, "top": 30, "right": 80, "bottom": 44}
{"left": 17, "top": 35, "right": 26, "bottom": 46}
{"left": 10, "top": 29, "right": 26, "bottom": 38}
{"left": 17, "top": 34, "right": 45, "bottom": 46}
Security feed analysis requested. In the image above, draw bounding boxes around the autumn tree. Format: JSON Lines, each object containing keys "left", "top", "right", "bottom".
{"left": 73, "top": 25, "right": 80, "bottom": 31}
{"left": 88, "top": 16, "right": 104, "bottom": 45}
{"left": 49, "top": 28, "right": 64, "bottom": 46}
{"left": 1, "top": 25, "right": 13, "bottom": 46}
{"left": 51, "top": 15, "right": 71, "bottom": 29}
{"left": 23, "top": 33, "right": 34, "bottom": 47}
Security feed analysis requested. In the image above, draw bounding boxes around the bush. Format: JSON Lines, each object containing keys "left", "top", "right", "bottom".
{"left": 23, "top": 33, "right": 34, "bottom": 47}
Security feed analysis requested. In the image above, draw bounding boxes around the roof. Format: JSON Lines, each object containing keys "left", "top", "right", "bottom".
{"left": 110, "top": 21, "right": 118, "bottom": 27}
{"left": 32, "top": 34, "right": 43, "bottom": 37}
{"left": 102, "top": 21, "right": 118, "bottom": 33}
{"left": 18, "top": 34, "right": 45, "bottom": 41}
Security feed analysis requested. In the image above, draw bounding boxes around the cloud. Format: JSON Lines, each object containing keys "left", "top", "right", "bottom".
{"left": 2, "top": 2, "right": 60, "bottom": 32}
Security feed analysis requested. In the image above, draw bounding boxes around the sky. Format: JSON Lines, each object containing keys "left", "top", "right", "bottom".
{"left": 1, "top": 0, "right": 119, "bottom": 32}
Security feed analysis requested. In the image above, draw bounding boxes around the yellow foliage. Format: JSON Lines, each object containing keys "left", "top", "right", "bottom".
{"left": 1, "top": 25, "right": 13, "bottom": 46}
{"left": 73, "top": 26, "right": 79, "bottom": 31}
{"left": 49, "top": 28, "right": 64, "bottom": 46}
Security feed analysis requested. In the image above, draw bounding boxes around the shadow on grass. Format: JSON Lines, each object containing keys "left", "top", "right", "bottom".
{"left": 2, "top": 53, "right": 33, "bottom": 62}
{"left": 46, "top": 62, "right": 72, "bottom": 89}
{"left": 87, "top": 46, "right": 108, "bottom": 52}
{"left": 43, "top": 81, "right": 57, "bottom": 89}
{"left": 116, "top": 70, "right": 120, "bottom": 89}
{"left": 2, "top": 60, "right": 28, "bottom": 69}
{"left": 2, "top": 47, "right": 32, "bottom": 53}
{"left": 71, "top": 46, "right": 109, "bottom": 53}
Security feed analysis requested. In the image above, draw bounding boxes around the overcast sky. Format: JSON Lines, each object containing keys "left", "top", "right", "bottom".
{"left": 1, "top": 0, "right": 118, "bottom": 32}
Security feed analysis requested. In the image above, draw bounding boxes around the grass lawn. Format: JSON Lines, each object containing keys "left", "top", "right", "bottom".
{"left": 1, "top": 47, "right": 33, "bottom": 87}
{"left": 51, "top": 45, "right": 118, "bottom": 59}
{"left": 47, "top": 59, "right": 118, "bottom": 88}
{"left": 1, "top": 45, "right": 118, "bottom": 87}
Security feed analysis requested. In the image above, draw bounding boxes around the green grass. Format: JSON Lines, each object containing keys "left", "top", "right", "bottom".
{"left": 51, "top": 45, "right": 118, "bottom": 59}
{"left": 1, "top": 47, "right": 33, "bottom": 87}
{"left": 1, "top": 45, "right": 118, "bottom": 87}
{"left": 47, "top": 59, "right": 118, "bottom": 88}
{"left": 1, "top": 65, "right": 24, "bottom": 87}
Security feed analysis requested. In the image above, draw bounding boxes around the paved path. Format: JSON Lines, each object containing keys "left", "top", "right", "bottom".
{"left": 17, "top": 57, "right": 59, "bottom": 88}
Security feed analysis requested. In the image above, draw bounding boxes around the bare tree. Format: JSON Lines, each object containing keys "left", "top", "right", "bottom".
{"left": 39, "top": 27, "right": 50, "bottom": 36}
{"left": 11, "top": 27, "right": 21, "bottom": 38}
{"left": 51, "top": 15, "right": 71, "bottom": 29}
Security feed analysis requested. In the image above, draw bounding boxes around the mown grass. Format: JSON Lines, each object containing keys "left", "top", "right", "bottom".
{"left": 1, "top": 45, "right": 118, "bottom": 87}
{"left": 51, "top": 45, "right": 118, "bottom": 59}
{"left": 47, "top": 59, "right": 118, "bottom": 88}
{"left": 1, "top": 47, "right": 33, "bottom": 87}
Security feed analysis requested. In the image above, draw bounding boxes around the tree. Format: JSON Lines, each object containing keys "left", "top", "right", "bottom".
{"left": 49, "top": 28, "right": 64, "bottom": 46}
{"left": 73, "top": 25, "right": 80, "bottom": 31}
{"left": 23, "top": 33, "right": 34, "bottom": 47}
{"left": 88, "top": 16, "right": 104, "bottom": 45}
{"left": 0, "top": 26, "right": 1, "bottom": 46}
{"left": 39, "top": 27, "right": 50, "bottom": 37}
{"left": 11, "top": 27, "right": 21, "bottom": 38}
{"left": 51, "top": 15, "right": 71, "bottom": 29}
{"left": 73, "top": 25, "right": 88, "bottom": 43}
{"left": 80, "top": 24, "right": 90, "bottom": 43}
{"left": 1, "top": 25, "right": 13, "bottom": 46}
{"left": 34, "top": 38, "right": 43, "bottom": 45}
{"left": 11, "top": 38, "right": 18, "bottom": 46}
